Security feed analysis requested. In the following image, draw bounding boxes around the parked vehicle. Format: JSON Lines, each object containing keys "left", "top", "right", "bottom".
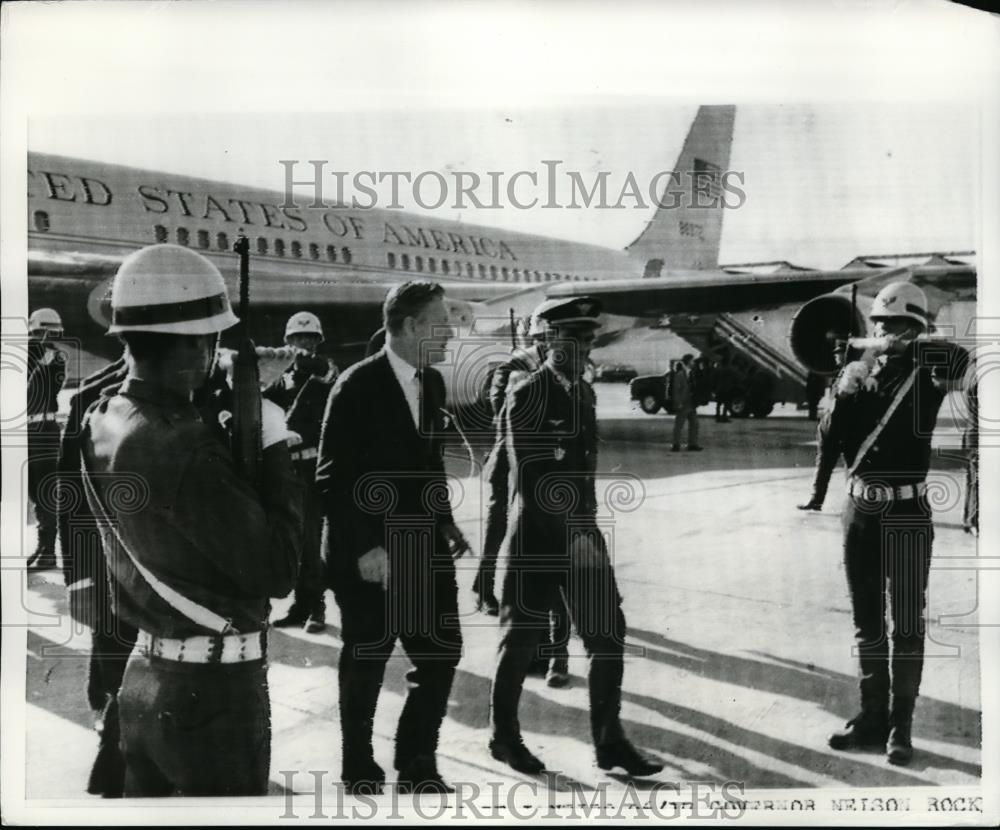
{"left": 594, "top": 363, "right": 638, "bottom": 383}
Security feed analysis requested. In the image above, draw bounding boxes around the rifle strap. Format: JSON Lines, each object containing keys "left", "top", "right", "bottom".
{"left": 847, "top": 366, "right": 918, "bottom": 478}
{"left": 80, "top": 451, "right": 234, "bottom": 635}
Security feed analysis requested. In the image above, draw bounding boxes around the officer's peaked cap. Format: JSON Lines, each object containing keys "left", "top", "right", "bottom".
{"left": 538, "top": 296, "right": 603, "bottom": 329}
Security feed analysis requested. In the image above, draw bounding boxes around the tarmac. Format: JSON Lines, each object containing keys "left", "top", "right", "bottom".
{"left": 17, "top": 383, "right": 982, "bottom": 802}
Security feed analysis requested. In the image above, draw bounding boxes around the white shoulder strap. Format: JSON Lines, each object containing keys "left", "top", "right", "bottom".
{"left": 847, "top": 367, "right": 918, "bottom": 477}
{"left": 80, "top": 456, "right": 234, "bottom": 634}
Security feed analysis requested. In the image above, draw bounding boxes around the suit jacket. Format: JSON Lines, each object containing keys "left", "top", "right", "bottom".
{"left": 315, "top": 349, "right": 454, "bottom": 586}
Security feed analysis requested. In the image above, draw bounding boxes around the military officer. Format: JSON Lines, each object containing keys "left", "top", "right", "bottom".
{"left": 489, "top": 297, "right": 664, "bottom": 777}
{"left": 473, "top": 299, "right": 572, "bottom": 686}
{"left": 26, "top": 308, "right": 67, "bottom": 571}
{"left": 80, "top": 244, "right": 303, "bottom": 796}
{"left": 265, "top": 311, "right": 338, "bottom": 634}
{"left": 811, "top": 282, "right": 968, "bottom": 766}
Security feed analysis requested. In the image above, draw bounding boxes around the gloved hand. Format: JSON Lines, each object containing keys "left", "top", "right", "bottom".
{"left": 261, "top": 399, "right": 290, "bottom": 449}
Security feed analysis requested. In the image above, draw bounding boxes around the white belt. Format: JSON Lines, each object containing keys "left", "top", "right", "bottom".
{"left": 27, "top": 412, "right": 57, "bottom": 424}
{"left": 848, "top": 479, "right": 927, "bottom": 503}
{"left": 137, "top": 629, "right": 266, "bottom": 664}
{"left": 291, "top": 446, "right": 318, "bottom": 461}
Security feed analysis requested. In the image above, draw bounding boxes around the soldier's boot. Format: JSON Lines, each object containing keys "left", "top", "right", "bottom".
{"left": 827, "top": 706, "right": 890, "bottom": 751}
{"left": 272, "top": 602, "right": 308, "bottom": 629}
{"left": 886, "top": 697, "right": 915, "bottom": 766}
{"left": 305, "top": 599, "right": 327, "bottom": 634}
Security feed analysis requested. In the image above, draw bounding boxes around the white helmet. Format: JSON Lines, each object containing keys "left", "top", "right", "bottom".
{"left": 107, "top": 244, "right": 239, "bottom": 335}
{"left": 284, "top": 310, "right": 324, "bottom": 342}
{"left": 869, "top": 281, "right": 931, "bottom": 329}
{"left": 28, "top": 307, "right": 63, "bottom": 334}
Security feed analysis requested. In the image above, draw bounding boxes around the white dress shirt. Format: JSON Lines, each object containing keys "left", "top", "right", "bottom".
{"left": 385, "top": 344, "right": 422, "bottom": 430}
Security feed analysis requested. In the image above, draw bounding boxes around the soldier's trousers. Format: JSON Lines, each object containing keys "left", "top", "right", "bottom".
{"left": 86, "top": 618, "right": 138, "bottom": 797}
{"left": 842, "top": 494, "right": 933, "bottom": 707}
{"left": 287, "top": 472, "right": 326, "bottom": 618}
{"left": 332, "top": 551, "right": 462, "bottom": 778}
{"left": 493, "top": 562, "right": 627, "bottom": 748}
{"left": 27, "top": 420, "right": 60, "bottom": 554}
{"left": 117, "top": 654, "right": 271, "bottom": 796}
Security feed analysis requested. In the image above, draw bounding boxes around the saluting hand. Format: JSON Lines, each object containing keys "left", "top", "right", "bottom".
{"left": 441, "top": 523, "right": 471, "bottom": 559}
{"left": 358, "top": 546, "right": 389, "bottom": 589}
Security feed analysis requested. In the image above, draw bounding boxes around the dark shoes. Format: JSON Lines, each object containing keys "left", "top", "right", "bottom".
{"left": 797, "top": 501, "right": 822, "bottom": 511}
{"left": 342, "top": 759, "right": 385, "bottom": 795}
{"left": 489, "top": 735, "right": 546, "bottom": 775}
{"left": 304, "top": 615, "right": 327, "bottom": 634}
{"left": 272, "top": 610, "right": 308, "bottom": 629}
{"left": 545, "top": 666, "right": 570, "bottom": 688}
{"left": 828, "top": 709, "right": 890, "bottom": 751}
{"left": 687, "top": 445, "right": 704, "bottom": 451}
{"left": 596, "top": 740, "right": 664, "bottom": 777}
{"left": 396, "top": 755, "right": 454, "bottom": 794}
{"left": 274, "top": 606, "right": 326, "bottom": 632}
{"left": 670, "top": 444, "right": 680, "bottom": 452}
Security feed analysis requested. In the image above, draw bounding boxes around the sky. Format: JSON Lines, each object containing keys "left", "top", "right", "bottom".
{"left": 3, "top": 1, "right": 996, "bottom": 275}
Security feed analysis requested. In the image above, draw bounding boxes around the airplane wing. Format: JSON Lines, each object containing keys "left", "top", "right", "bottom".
{"left": 543, "top": 262, "right": 976, "bottom": 318}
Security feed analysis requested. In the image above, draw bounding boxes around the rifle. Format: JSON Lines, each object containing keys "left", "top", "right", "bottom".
{"left": 230, "top": 236, "right": 263, "bottom": 489}
{"left": 509, "top": 308, "right": 517, "bottom": 350}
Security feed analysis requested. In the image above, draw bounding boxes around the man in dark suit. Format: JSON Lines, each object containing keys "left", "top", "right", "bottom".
{"left": 316, "top": 281, "right": 471, "bottom": 795}
{"left": 671, "top": 353, "right": 702, "bottom": 451}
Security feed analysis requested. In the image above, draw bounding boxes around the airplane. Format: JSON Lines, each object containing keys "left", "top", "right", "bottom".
{"left": 26, "top": 105, "right": 977, "bottom": 425}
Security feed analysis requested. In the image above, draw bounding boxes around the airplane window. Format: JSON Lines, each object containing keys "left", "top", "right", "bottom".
{"left": 402, "top": 254, "right": 410, "bottom": 270}
{"left": 428, "top": 258, "right": 437, "bottom": 273}
{"left": 154, "top": 224, "right": 168, "bottom": 243}
{"left": 275, "top": 239, "right": 285, "bottom": 256}
{"left": 387, "top": 252, "right": 396, "bottom": 268}
{"left": 341, "top": 247, "right": 352, "bottom": 264}
{"left": 512, "top": 268, "right": 520, "bottom": 281}
{"left": 479, "top": 264, "right": 487, "bottom": 279}
{"left": 467, "top": 263, "right": 475, "bottom": 278}
{"left": 216, "top": 232, "right": 229, "bottom": 251}
{"left": 441, "top": 260, "right": 450, "bottom": 275}
{"left": 257, "top": 237, "right": 268, "bottom": 255}
{"left": 33, "top": 211, "right": 51, "bottom": 232}
{"left": 490, "top": 265, "right": 498, "bottom": 280}
{"left": 545, "top": 272, "right": 552, "bottom": 281}
{"left": 291, "top": 241, "right": 302, "bottom": 258}
{"left": 327, "top": 245, "right": 337, "bottom": 262}
{"left": 501, "top": 268, "right": 509, "bottom": 281}
{"left": 309, "top": 243, "right": 320, "bottom": 260}
{"left": 176, "top": 228, "right": 190, "bottom": 246}
{"left": 415, "top": 256, "right": 424, "bottom": 272}
{"left": 197, "top": 230, "right": 210, "bottom": 249}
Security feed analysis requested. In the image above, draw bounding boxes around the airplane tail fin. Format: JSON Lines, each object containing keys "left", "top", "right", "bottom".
{"left": 626, "top": 105, "right": 736, "bottom": 273}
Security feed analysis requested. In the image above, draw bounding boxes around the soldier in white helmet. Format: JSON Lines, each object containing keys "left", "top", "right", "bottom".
{"left": 26, "top": 307, "right": 67, "bottom": 570}
{"left": 80, "top": 244, "right": 303, "bottom": 796}
{"left": 264, "top": 310, "right": 338, "bottom": 633}
{"left": 801, "top": 281, "right": 969, "bottom": 766}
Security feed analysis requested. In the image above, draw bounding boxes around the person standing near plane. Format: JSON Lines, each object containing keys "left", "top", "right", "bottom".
{"left": 473, "top": 298, "right": 571, "bottom": 688}
{"left": 814, "top": 282, "right": 968, "bottom": 766}
{"left": 26, "top": 308, "right": 67, "bottom": 571}
{"left": 316, "top": 281, "right": 470, "bottom": 794}
{"left": 489, "top": 297, "right": 663, "bottom": 777}
{"left": 80, "top": 244, "right": 303, "bottom": 796}
{"left": 265, "top": 311, "right": 338, "bottom": 634}
{"left": 671, "top": 353, "right": 702, "bottom": 452}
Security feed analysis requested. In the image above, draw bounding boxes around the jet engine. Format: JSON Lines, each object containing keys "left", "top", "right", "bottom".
{"left": 790, "top": 290, "right": 872, "bottom": 375}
